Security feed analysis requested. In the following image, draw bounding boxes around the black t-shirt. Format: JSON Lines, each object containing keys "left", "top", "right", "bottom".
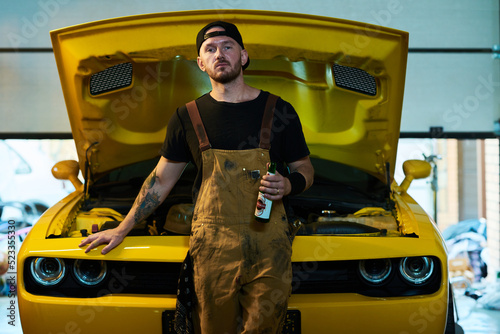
{"left": 160, "top": 90, "right": 310, "bottom": 201}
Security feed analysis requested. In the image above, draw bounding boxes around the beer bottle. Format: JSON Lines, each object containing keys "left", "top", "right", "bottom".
{"left": 254, "top": 162, "right": 277, "bottom": 222}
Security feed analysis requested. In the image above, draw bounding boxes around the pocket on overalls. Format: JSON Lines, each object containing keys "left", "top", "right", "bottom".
{"left": 240, "top": 168, "right": 262, "bottom": 200}
{"left": 189, "top": 223, "right": 205, "bottom": 259}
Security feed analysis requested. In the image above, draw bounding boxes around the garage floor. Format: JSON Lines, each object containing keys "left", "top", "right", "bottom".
{"left": 1, "top": 293, "right": 499, "bottom": 333}
{"left": 455, "top": 292, "right": 500, "bottom": 333}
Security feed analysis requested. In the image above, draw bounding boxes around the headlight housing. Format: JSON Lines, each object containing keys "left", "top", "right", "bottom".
{"left": 30, "top": 257, "right": 66, "bottom": 286}
{"left": 399, "top": 256, "right": 434, "bottom": 285}
{"left": 73, "top": 259, "right": 107, "bottom": 286}
{"left": 358, "top": 258, "right": 392, "bottom": 285}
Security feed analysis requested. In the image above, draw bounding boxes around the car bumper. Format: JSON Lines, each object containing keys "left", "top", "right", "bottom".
{"left": 19, "top": 287, "right": 448, "bottom": 334}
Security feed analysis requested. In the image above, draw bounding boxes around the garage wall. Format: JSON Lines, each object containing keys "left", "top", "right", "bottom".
{"left": 486, "top": 139, "right": 500, "bottom": 279}
{"left": 0, "top": 0, "right": 499, "bottom": 136}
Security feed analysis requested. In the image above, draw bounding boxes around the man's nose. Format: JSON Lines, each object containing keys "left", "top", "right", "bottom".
{"left": 215, "top": 47, "right": 225, "bottom": 59}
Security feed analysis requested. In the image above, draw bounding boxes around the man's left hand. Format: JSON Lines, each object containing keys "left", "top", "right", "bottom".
{"left": 260, "top": 170, "right": 288, "bottom": 200}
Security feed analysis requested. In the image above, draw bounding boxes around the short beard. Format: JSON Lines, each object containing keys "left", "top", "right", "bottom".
{"left": 207, "top": 62, "right": 241, "bottom": 84}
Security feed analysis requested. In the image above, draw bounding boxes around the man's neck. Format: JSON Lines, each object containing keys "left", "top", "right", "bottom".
{"left": 209, "top": 77, "right": 260, "bottom": 103}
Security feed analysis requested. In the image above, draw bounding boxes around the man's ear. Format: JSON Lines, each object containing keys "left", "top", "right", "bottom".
{"left": 241, "top": 49, "right": 248, "bottom": 67}
{"left": 197, "top": 56, "right": 206, "bottom": 72}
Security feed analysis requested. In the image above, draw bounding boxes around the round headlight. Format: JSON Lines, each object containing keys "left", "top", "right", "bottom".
{"left": 359, "top": 259, "right": 392, "bottom": 284}
{"left": 73, "top": 259, "right": 107, "bottom": 286}
{"left": 399, "top": 257, "right": 434, "bottom": 285}
{"left": 31, "top": 257, "right": 66, "bottom": 286}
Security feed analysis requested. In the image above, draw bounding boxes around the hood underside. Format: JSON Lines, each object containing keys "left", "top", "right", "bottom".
{"left": 50, "top": 10, "right": 408, "bottom": 182}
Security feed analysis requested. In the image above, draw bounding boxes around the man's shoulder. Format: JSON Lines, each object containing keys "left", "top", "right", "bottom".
{"left": 272, "top": 94, "right": 295, "bottom": 114}
{"left": 194, "top": 93, "right": 211, "bottom": 102}
{"left": 175, "top": 93, "right": 210, "bottom": 117}
{"left": 182, "top": 93, "right": 209, "bottom": 108}
{"left": 262, "top": 91, "right": 292, "bottom": 107}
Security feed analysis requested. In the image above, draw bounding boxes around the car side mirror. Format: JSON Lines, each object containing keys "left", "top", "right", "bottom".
{"left": 52, "top": 160, "right": 83, "bottom": 191}
{"left": 398, "top": 160, "right": 431, "bottom": 194}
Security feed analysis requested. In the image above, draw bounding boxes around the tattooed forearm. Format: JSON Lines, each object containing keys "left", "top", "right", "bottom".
{"left": 145, "top": 168, "right": 159, "bottom": 189}
{"left": 133, "top": 169, "right": 162, "bottom": 224}
{"left": 133, "top": 191, "right": 161, "bottom": 223}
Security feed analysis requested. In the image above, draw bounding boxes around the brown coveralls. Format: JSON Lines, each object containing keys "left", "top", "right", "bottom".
{"left": 186, "top": 94, "right": 293, "bottom": 334}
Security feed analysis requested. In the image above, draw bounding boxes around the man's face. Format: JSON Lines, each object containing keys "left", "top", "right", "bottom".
{"left": 197, "top": 27, "right": 247, "bottom": 84}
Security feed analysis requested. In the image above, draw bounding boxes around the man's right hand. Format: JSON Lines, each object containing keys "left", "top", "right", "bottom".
{"left": 79, "top": 228, "right": 127, "bottom": 255}
{"left": 78, "top": 158, "right": 187, "bottom": 256}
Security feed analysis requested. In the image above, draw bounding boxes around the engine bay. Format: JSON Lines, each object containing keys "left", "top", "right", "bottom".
{"left": 65, "top": 157, "right": 401, "bottom": 238}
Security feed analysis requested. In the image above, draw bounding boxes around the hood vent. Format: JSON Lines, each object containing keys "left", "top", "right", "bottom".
{"left": 333, "top": 63, "right": 377, "bottom": 96}
{"left": 90, "top": 62, "right": 133, "bottom": 96}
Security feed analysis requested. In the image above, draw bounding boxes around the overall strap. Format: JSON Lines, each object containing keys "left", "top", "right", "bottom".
{"left": 186, "top": 100, "right": 211, "bottom": 152}
{"left": 259, "top": 94, "right": 279, "bottom": 149}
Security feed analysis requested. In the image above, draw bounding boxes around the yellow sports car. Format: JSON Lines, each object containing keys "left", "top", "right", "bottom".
{"left": 18, "top": 10, "right": 454, "bottom": 333}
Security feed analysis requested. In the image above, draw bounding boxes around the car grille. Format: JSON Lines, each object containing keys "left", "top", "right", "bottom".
{"left": 24, "top": 257, "right": 441, "bottom": 298}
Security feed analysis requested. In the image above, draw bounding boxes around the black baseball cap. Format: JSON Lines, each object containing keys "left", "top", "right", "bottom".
{"left": 196, "top": 21, "right": 250, "bottom": 70}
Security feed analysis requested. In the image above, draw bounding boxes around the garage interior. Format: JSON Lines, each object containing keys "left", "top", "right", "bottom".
{"left": 0, "top": 1, "right": 499, "bottom": 333}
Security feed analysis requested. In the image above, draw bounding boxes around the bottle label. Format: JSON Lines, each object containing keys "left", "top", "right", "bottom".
{"left": 255, "top": 191, "right": 272, "bottom": 219}
{"left": 254, "top": 164, "right": 276, "bottom": 221}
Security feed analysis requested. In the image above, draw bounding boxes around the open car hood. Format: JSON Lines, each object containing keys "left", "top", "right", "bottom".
{"left": 50, "top": 10, "right": 408, "bottom": 182}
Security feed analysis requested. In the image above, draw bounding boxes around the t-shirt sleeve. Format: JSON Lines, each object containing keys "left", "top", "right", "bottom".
{"left": 159, "top": 108, "right": 192, "bottom": 163}
{"left": 278, "top": 100, "right": 310, "bottom": 163}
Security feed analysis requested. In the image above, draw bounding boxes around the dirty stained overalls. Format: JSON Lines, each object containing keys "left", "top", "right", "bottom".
{"left": 186, "top": 94, "right": 293, "bottom": 334}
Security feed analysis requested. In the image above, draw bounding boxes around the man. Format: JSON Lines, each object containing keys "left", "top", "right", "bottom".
{"left": 80, "top": 20, "right": 314, "bottom": 333}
